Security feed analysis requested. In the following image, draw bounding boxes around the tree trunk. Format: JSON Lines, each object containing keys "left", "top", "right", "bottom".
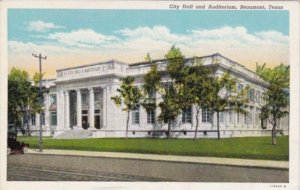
{"left": 217, "top": 112, "right": 220, "bottom": 140}
{"left": 167, "top": 120, "right": 171, "bottom": 139}
{"left": 194, "top": 108, "right": 200, "bottom": 140}
{"left": 26, "top": 112, "right": 31, "bottom": 136}
{"left": 272, "top": 119, "right": 277, "bottom": 145}
{"left": 126, "top": 110, "right": 130, "bottom": 140}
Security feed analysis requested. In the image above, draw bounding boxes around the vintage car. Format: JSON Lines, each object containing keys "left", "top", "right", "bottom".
{"left": 7, "top": 132, "right": 29, "bottom": 155}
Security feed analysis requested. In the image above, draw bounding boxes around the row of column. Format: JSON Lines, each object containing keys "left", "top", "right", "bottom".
{"left": 57, "top": 87, "right": 107, "bottom": 130}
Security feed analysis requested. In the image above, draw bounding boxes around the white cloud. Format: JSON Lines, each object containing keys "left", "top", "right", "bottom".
{"left": 255, "top": 31, "right": 289, "bottom": 44}
{"left": 113, "top": 26, "right": 288, "bottom": 57}
{"left": 27, "top": 20, "right": 65, "bottom": 32}
{"left": 8, "top": 40, "right": 80, "bottom": 55}
{"left": 9, "top": 25, "right": 289, "bottom": 68}
{"left": 119, "top": 25, "right": 189, "bottom": 43}
{"left": 47, "top": 29, "right": 118, "bottom": 48}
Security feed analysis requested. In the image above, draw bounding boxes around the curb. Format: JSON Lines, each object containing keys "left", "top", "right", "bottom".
{"left": 27, "top": 149, "right": 289, "bottom": 170}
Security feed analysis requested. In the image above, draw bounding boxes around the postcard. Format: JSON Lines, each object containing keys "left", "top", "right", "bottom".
{"left": 0, "top": 1, "right": 299, "bottom": 190}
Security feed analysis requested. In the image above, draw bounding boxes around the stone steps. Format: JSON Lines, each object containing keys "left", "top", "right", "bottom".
{"left": 53, "top": 130, "right": 93, "bottom": 139}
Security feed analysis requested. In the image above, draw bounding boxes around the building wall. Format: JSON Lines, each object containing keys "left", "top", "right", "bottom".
{"left": 28, "top": 54, "right": 289, "bottom": 138}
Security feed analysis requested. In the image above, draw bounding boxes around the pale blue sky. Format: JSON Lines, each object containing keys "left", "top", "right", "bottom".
{"left": 9, "top": 9, "right": 289, "bottom": 42}
{"left": 8, "top": 9, "right": 289, "bottom": 77}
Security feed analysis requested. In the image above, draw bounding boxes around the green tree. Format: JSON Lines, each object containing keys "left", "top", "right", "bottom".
{"left": 157, "top": 83, "right": 182, "bottom": 138}
{"left": 162, "top": 45, "right": 186, "bottom": 138}
{"left": 8, "top": 68, "right": 42, "bottom": 135}
{"left": 182, "top": 59, "right": 214, "bottom": 140}
{"left": 141, "top": 65, "right": 160, "bottom": 119}
{"left": 256, "top": 63, "right": 289, "bottom": 145}
{"left": 142, "top": 45, "right": 185, "bottom": 138}
{"left": 142, "top": 64, "right": 181, "bottom": 138}
{"left": 111, "top": 76, "right": 142, "bottom": 139}
{"left": 207, "top": 72, "right": 249, "bottom": 139}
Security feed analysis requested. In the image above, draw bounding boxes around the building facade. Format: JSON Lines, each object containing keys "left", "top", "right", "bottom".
{"left": 28, "top": 53, "right": 289, "bottom": 138}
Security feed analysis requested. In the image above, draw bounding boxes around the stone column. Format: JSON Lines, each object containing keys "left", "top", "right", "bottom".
{"left": 102, "top": 86, "right": 107, "bottom": 128}
{"left": 44, "top": 94, "right": 50, "bottom": 129}
{"left": 64, "top": 91, "right": 70, "bottom": 128}
{"left": 56, "top": 90, "right": 64, "bottom": 130}
{"left": 140, "top": 107, "right": 146, "bottom": 128}
{"left": 76, "top": 89, "right": 82, "bottom": 129}
{"left": 89, "top": 88, "right": 95, "bottom": 128}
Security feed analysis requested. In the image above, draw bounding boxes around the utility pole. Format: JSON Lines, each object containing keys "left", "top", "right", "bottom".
{"left": 32, "top": 53, "right": 47, "bottom": 152}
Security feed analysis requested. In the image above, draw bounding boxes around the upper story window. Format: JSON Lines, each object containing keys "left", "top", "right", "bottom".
{"left": 248, "top": 88, "right": 255, "bottom": 101}
{"left": 82, "top": 93, "right": 87, "bottom": 103}
{"left": 238, "top": 84, "right": 244, "bottom": 93}
{"left": 256, "top": 91, "right": 261, "bottom": 103}
{"left": 94, "top": 92, "right": 100, "bottom": 102}
{"left": 50, "top": 94, "right": 57, "bottom": 106}
{"left": 182, "top": 107, "right": 192, "bottom": 123}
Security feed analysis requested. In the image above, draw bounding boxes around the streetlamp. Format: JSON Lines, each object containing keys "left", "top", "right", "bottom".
{"left": 32, "top": 53, "right": 47, "bottom": 152}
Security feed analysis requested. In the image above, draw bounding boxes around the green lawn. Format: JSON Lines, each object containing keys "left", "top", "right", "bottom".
{"left": 18, "top": 136, "right": 289, "bottom": 161}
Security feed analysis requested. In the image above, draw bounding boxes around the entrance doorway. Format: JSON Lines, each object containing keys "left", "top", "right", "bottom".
{"left": 82, "top": 110, "right": 89, "bottom": 129}
{"left": 95, "top": 115, "right": 101, "bottom": 129}
{"left": 94, "top": 109, "right": 101, "bottom": 129}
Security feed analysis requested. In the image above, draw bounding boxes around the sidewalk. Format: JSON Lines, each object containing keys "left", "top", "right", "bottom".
{"left": 28, "top": 148, "right": 289, "bottom": 170}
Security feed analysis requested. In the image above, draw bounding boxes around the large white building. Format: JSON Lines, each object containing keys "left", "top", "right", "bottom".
{"left": 29, "top": 53, "right": 289, "bottom": 138}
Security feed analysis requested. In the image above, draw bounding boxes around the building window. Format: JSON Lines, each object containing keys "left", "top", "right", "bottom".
{"left": 82, "top": 93, "right": 87, "bottom": 103}
{"left": 132, "top": 107, "right": 140, "bottom": 124}
{"left": 238, "top": 84, "right": 244, "bottom": 93}
{"left": 182, "top": 107, "right": 192, "bottom": 123}
{"left": 50, "top": 94, "right": 57, "bottom": 106}
{"left": 237, "top": 112, "right": 240, "bottom": 124}
{"left": 219, "top": 112, "right": 224, "bottom": 123}
{"left": 248, "top": 89, "right": 255, "bottom": 101}
{"left": 256, "top": 91, "right": 261, "bottom": 103}
{"left": 202, "top": 108, "right": 211, "bottom": 123}
{"left": 244, "top": 113, "right": 248, "bottom": 125}
{"left": 261, "top": 93, "right": 265, "bottom": 104}
{"left": 50, "top": 112, "right": 57, "bottom": 126}
{"left": 244, "top": 108, "right": 253, "bottom": 125}
{"left": 147, "top": 109, "right": 155, "bottom": 124}
{"left": 31, "top": 113, "right": 36, "bottom": 126}
{"left": 255, "top": 108, "right": 260, "bottom": 126}
{"left": 229, "top": 111, "right": 233, "bottom": 124}
{"left": 249, "top": 107, "right": 254, "bottom": 125}
{"left": 41, "top": 112, "right": 45, "bottom": 126}
{"left": 94, "top": 92, "right": 100, "bottom": 102}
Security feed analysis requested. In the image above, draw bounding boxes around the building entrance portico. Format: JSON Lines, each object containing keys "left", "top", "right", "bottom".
{"left": 63, "top": 86, "right": 104, "bottom": 130}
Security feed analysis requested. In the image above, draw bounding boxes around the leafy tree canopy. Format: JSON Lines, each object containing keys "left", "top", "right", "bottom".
{"left": 8, "top": 68, "right": 43, "bottom": 134}
{"left": 256, "top": 63, "right": 289, "bottom": 125}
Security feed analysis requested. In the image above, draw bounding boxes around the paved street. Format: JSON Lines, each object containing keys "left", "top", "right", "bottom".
{"left": 7, "top": 154, "right": 288, "bottom": 182}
